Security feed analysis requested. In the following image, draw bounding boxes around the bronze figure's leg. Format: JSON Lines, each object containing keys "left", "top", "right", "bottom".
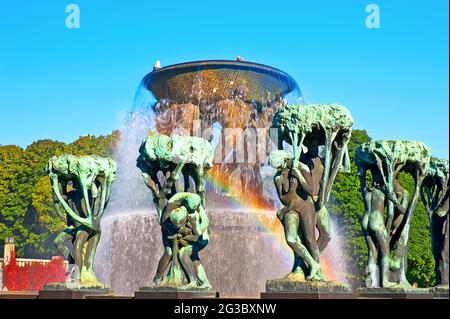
{"left": 292, "top": 228, "right": 308, "bottom": 274}
{"left": 432, "top": 213, "right": 449, "bottom": 285}
{"left": 299, "top": 204, "right": 320, "bottom": 262}
{"left": 440, "top": 215, "right": 449, "bottom": 285}
{"left": 72, "top": 229, "right": 89, "bottom": 282}
{"left": 316, "top": 206, "right": 331, "bottom": 252}
{"left": 81, "top": 231, "right": 105, "bottom": 286}
{"left": 361, "top": 190, "right": 380, "bottom": 286}
{"left": 190, "top": 239, "right": 211, "bottom": 289}
{"left": 54, "top": 229, "right": 73, "bottom": 258}
{"left": 364, "top": 231, "right": 379, "bottom": 287}
{"left": 390, "top": 212, "right": 412, "bottom": 288}
{"left": 178, "top": 245, "right": 198, "bottom": 288}
{"left": 153, "top": 229, "right": 172, "bottom": 285}
{"left": 368, "top": 210, "right": 395, "bottom": 287}
{"left": 283, "top": 211, "right": 321, "bottom": 280}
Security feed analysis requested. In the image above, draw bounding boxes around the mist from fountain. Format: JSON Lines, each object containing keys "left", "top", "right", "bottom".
{"left": 320, "top": 215, "right": 349, "bottom": 284}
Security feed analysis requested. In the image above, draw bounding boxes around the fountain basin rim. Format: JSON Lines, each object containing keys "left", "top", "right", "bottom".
{"left": 148, "top": 59, "right": 296, "bottom": 80}
{"left": 144, "top": 59, "right": 300, "bottom": 104}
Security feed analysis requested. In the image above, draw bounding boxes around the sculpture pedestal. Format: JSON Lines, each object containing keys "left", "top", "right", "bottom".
{"left": 135, "top": 287, "right": 219, "bottom": 299}
{"left": 38, "top": 283, "right": 111, "bottom": 299}
{"left": 356, "top": 288, "right": 433, "bottom": 299}
{"left": 0, "top": 291, "right": 38, "bottom": 299}
{"left": 261, "top": 277, "right": 353, "bottom": 299}
{"left": 429, "top": 286, "right": 449, "bottom": 299}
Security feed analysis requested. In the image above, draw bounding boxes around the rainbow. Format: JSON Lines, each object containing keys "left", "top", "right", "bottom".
{"left": 206, "top": 170, "right": 338, "bottom": 281}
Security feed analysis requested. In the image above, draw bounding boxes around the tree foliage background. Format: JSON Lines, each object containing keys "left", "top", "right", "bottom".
{"left": 0, "top": 129, "right": 436, "bottom": 287}
{"left": 0, "top": 132, "right": 119, "bottom": 258}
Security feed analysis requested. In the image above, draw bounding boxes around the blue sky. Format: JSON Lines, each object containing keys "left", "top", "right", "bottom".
{"left": 0, "top": 0, "right": 448, "bottom": 157}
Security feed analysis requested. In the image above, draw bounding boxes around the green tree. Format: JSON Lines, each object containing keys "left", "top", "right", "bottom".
{"left": 0, "top": 145, "right": 34, "bottom": 255}
{"left": 328, "top": 129, "right": 371, "bottom": 285}
{"left": 396, "top": 172, "right": 435, "bottom": 287}
{"left": 65, "top": 131, "right": 120, "bottom": 157}
{"left": 0, "top": 132, "right": 120, "bottom": 258}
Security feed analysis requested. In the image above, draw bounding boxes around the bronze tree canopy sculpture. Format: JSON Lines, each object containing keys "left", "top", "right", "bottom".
{"left": 355, "top": 140, "right": 431, "bottom": 288}
{"left": 421, "top": 158, "right": 449, "bottom": 286}
{"left": 46, "top": 154, "right": 116, "bottom": 288}
{"left": 137, "top": 133, "right": 213, "bottom": 289}
{"left": 270, "top": 103, "right": 353, "bottom": 281}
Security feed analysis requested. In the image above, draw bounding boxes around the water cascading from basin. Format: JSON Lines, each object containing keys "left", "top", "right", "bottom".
{"left": 94, "top": 60, "right": 348, "bottom": 297}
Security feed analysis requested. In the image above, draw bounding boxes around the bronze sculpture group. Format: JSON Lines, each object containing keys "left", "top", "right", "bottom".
{"left": 421, "top": 158, "right": 449, "bottom": 286}
{"left": 356, "top": 141, "right": 432, "bottom": 288}
{"left": 44, "top": 103, "right": 448, "bottom": 293}
{"left": 268, "top": 104, "right": 353, "bottom": 284}
{"left": 136, "top": 133, "right": 213, "bottom": 289}
{"left": 46, "top": 154, "right": 116, "bottom": 288}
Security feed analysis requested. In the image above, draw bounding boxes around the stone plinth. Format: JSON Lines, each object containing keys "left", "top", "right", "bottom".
{"left": 0, "top": 291, "right": 38, "bottom": 299}
{"left": 135, "top": 287, "right": 219, "bottom": 299}
{"left": 84, "top": 295, "right": 133, "bottom": 299}
{"left": 262, "top": 276, "right": 353, "bottom": 299}
{"left": 356, "top": 288, "right": 433, "bottom": 299}
{"left": 429, "top": 286, "right": 449, "bottom": 299}
{"left": 39, "top": 283, "right": 111, "bottom": 299}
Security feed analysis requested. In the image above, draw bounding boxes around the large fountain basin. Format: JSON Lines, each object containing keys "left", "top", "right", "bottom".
{"left": 144, "top": 60, "right": 300, "bottom": 105}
